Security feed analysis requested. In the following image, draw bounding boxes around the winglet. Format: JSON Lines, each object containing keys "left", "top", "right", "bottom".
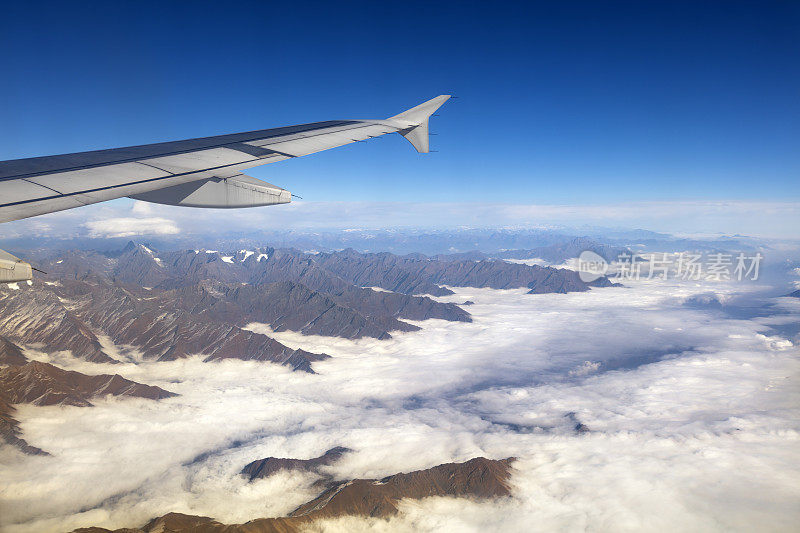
{"left": 389, "top": 95, "right": 451, "bottom": 153}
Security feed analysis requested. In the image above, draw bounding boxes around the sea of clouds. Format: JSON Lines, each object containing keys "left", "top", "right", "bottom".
{"left": 1, "top": 275, "right": 799, "bottom": 532}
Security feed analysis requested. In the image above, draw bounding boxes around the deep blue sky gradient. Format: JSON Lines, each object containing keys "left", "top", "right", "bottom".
{"left": 1, "top": 1, "right": 797, "bottom": 203}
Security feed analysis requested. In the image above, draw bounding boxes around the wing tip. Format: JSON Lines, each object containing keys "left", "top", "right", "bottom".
{"left": 389, "top": 95, "right": 452, "bottom": 125}
{"left": 391, "top": 95, "right": 452, "bottom": 153}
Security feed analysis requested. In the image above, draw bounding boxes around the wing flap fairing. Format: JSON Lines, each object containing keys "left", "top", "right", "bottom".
{"left": 0, "top": 249, "right": 33, "bottom": 283}
{"left": 128, "top": 174, "right": 290, "bottom": 208}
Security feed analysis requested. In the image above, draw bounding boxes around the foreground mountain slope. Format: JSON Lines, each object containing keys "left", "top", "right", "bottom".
{"left": 0, "top": 360, "right": 176, "bottom": 454}
{"left": 241, "top": 446, "right": 351, "bottom": 481}
{"left": 0, "top": 361, "right": 176, "bottom": 407}
{"left": 0, "top": 285, "right": 116, "bottom": 364}
{"left": 0, "top": 281, "right": 328, "bottom": 371}
{"left": 0, "top": 337, "right": 45, "bottom": 454}
{"left": 0, "top": 391, "right": 46, "bottom": 455}
{"left": 73, "top": 457, "right": 515, "bottom": 533}
{"left": 289, "top": 456, "right": 515, "bottom": 520}
{"left": 0, "top": 334, "right": 27, "bottom": 366}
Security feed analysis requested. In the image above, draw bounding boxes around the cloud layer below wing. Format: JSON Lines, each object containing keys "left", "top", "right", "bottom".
{"left": 1, "top": 277, "right": 798, "bottom": 532}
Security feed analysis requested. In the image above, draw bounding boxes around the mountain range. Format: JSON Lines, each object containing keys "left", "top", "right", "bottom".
{"left": 241, "top": 446, "right": 352, "bottom": 482}
{"left": 0, "top": 241, "right": 615, "bottom": 454}
{"left": 0, "top": 339, "right": 175, "bottom": 455}
{"left": 73, "top": 456, "right": 515, "bottom": 533}
{"left": 1, "top": 241, "right": 613, "bottom": 372}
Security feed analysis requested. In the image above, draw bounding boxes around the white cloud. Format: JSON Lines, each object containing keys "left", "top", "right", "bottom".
{"left": 2, "top": 198, "right": 800, "bottom": 239}
{"left": 130, "top": 200, "right": 157, "bottom": 216}
{"left": 168, "top": 199, "right": 800, "bottom": 238}
{"left": 82, "top": 217, "right": 180, "bottom": 238}
{"left": 1, "top": 277, "right": 799, "bottom": 532}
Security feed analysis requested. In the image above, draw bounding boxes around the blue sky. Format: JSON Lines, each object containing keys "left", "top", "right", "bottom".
{"left": 0, "top": 1, "right": 798, "bottom": 207}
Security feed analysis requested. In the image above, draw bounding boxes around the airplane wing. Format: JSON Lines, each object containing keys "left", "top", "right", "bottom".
{"left": 0, "top": 95, "right": 450, "bottom": 225}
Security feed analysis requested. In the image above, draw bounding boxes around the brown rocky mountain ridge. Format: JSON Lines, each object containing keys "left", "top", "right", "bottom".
{"left": 0, "top": 334, "right": 27, "bottom": 365}
{"left": 241, "top": 446, "right": 352, "bottom": 482}
{"left": 0, "top": 360, "right": 176, "bottom": 407}
{"left": 72, "top": 456, "right": 515, "bottom": 533}
{"left": 0, "top": 388, "right": 45, "bottom": 455}
{"left": 0, "top": 341, "right": 176, "bottom": 454}
{"left": 0, "top": 276, "right": 329, "bottom": 370}
{"left": 0, "top": 242, "right": 613, "bottom": 375}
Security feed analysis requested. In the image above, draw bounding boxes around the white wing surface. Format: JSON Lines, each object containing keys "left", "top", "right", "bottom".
{"left": 0, "top": 95, "right": 450, "bottom": 223}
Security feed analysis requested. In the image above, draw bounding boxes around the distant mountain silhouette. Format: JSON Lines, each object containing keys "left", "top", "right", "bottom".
{"left": 495, "top": 236, "right": 631, "bottom": 264}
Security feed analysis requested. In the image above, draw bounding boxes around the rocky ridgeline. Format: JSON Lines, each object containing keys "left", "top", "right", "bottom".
{"left": 73, "top": 456, "right": 515, "bottom": 533}
{"left": 0, "top": 242, "right": 614, "bottom": 374}
{"left": 0, "top": 337, "right": 175, "bottom": 454}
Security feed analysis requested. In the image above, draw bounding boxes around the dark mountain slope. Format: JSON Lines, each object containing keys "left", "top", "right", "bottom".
{"left": 0, "top": 361, "right": 176, "bottom": 454}
{"left": 73, "top": 457, "right": 515, "bottom": 533}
